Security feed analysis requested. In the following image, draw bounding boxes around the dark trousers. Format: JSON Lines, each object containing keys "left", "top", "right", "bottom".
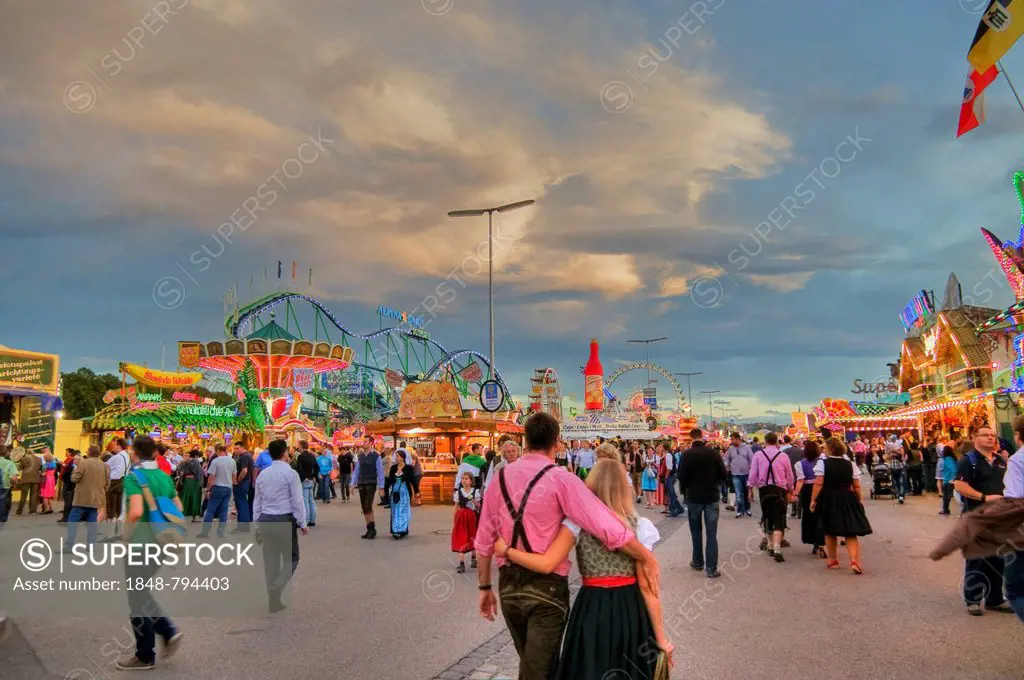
{"left": 964, "top": 555, "right": 1006, "bottom": 606}
{"left": 941, "top": 483, "right": 955, "bottom": 514}
{"left": 1004, "top": 550, "right": 1024, "bottom": 623}
{"left": 0, "top": 486, "right": 9, "bottom": 525}
{"left": 247, "top": 484, "right": 255, "bottom": 518}
{"left": 258, "top": 513, "right": 299, "bottom": 599}
{"left": 329, "top": 479, "right": 337, "bottom": 498}
{"left": 687, "top": 501, "right": 720, "bottom": 574}
{"left": 126, "top": 560, "right": 176, "bottom": 665}
{"left": 16, "top": 482, "right": 39, "bottom": 514}
{"left": 233, "top": 481, "right": 251, "bottom": 529}
{"left": 498, "top": 566, "right": 569, "bottom": 680}
{"left": 923, "top": 464, "right": 936, "bottom": 491}
{"left": 60, "top": 484, "right": 76, "bottom": 522}
{"left": 908, "top": 466, "right": 923, "bottom": 495}
{"left": 665, "top": 474, "right": 683, "bottom": 516}
{"left": 339, "top": 474, "right": 351, "bottom": 500}
{"left": 720, "top": 479, "right": 730, "bottom": 503}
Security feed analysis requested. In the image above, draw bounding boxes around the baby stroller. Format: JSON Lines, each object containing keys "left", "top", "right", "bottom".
{"left": 870, "top": 462, "right": 895, "bottom": 499}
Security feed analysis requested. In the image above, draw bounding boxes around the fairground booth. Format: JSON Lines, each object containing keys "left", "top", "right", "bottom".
{"left": 0, "top": 346, "right": 66, "bottom": 456}
{"left": 365, "top": 381, "right": 522, "bottom": 504}
{"left": 87, "top": 362, "right": 262, "bottom": 450}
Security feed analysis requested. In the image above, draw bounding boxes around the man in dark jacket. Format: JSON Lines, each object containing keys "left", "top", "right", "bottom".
{"left": 677, "top": 429, "right": 729, "bottom": 578}
{"left": 294, "top": 442, "right": 319, "bottom": 528}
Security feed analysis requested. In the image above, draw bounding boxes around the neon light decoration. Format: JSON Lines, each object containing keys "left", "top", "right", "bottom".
{"left": 899, "top": 290, "right": 935, "bottom": 331}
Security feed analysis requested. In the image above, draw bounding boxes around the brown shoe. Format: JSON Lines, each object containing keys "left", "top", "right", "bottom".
{"left": 115, "top": 655, "right": 154, "bottom": 671}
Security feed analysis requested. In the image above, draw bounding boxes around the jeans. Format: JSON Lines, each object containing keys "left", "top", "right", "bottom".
{"left": 65, "top": 507, "right": 99, "bottom": 548}
{"left": 318, "top": 475, "right": 331, "bottom": 502}
{"left": 233, "top": 480, "right": 251, "bottom": 530}
{"left": 301, "top": 480, "right": 316, "bottom": 524}
{"left": 666, "top": 474, "right": 683, "bottom": 516}
{"left": 1004, "top": 550, "right": 1024, "bottom": 623}
{"left": 60, "top": 483, "right": 76, "bottom": 523}
{"left": 339, "top": 474, "right": 351, "bottom": 500}
{"left": 891, "top": 469, "right": 907, "bottom": 498}
{"left": 498, "top": 566, "right": 569, "bottom": 680}
{"left": 941, "top": 482, "right": 954, "bottom": 514}
{"left": 686, "top": 501, "right": 720, "bottom": 574}
{"left": 126, "top": 560, "right": 177, "bottom": 665}
{"left": 0, "top": 487, "right": 9, "bottom": 525}
{"left": 964, "top": 555, "right": 1006, "bottom": 606}
{"left": 201, "top": 486, "right": 232, "bottom": 537}
{"left": 720, "top": 480, "right": 730, "bottom": 504}
{"left": 732, "top": 474, "right": 749, "bottom": 514}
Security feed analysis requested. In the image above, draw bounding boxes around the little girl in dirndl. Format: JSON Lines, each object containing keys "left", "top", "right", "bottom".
{"left": 452, "top": 472, "right": 482, "bottom": 574}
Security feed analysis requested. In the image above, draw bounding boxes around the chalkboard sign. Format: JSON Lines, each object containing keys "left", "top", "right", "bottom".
{"left": 20, "top": 396, "right": 55, "bottom": 454}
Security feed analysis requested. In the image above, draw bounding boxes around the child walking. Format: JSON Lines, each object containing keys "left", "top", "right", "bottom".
{"left": 451, "top": 472, "right": 481, "bottom": 574}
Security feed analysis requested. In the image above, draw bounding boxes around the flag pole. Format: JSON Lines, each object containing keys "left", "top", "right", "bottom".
{"left": 998, "top": 60, "right": 1024, "bottom": 114}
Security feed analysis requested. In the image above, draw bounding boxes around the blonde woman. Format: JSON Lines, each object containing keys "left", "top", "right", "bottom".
{"left": 494, "top": 458, "right": 672, "bottom": 678}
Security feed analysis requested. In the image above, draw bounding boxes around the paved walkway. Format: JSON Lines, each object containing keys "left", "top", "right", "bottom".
{"left": 2, "top": 490, "right": 1023, "bottom": 679}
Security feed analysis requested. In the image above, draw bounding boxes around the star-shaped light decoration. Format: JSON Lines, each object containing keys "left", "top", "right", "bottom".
{"left": 981, "top": 171, "right": 1024, "bottom": 300}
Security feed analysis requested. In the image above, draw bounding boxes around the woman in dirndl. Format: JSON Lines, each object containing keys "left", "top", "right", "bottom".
{"left": 811, "top": 438, "right": 872, "bottom": 574}
{"left": 388, "top": 451, "right": 413, "bottom": 539}
{"left": 641, "top": 447, "right": 660, "bottom": 509}
{"left": 178, "top": 449, "right": 205, "bottom": 521}
{"left": 451, "top": 472, "right": 481, "bottom": 573}
{"left": 793, "top": 441, "right": 826, "bottom": 558}
{"left": 493, "top": 458, "right": 673, "bottom": 679}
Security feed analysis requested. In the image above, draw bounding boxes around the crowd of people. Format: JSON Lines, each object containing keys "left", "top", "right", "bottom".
{"left": 4, "top": 413, "right": 1024, "bottom": 676}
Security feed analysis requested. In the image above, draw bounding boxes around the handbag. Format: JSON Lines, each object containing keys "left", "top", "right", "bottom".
{"left": 131, "top": 469, "right": 187, "bottom": 545}
{"left": 653, "top": 649, "right": 670, "bottom": 680}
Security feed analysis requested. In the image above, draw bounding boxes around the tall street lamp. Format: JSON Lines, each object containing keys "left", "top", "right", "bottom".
{"left": 700, "top": 389, "right": 720, "bottom": 430}
{"left": 674, "top": 372, "right": 701, "bottom": 411}
{"left": 448, "top": 199, "right": 535, "bottom": 381}
{"left": 627, "top": 337, "right": 667, "bottom": 385}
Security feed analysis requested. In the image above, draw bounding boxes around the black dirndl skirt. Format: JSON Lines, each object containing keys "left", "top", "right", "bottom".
{"left": 557, "top": 582, "right": 656, "bottom": 680}
{"left": 818, "top": 488, "right": 873, "bottom": 538}
{"left": 799, "top": 484, "right": 824, "bottom": 547}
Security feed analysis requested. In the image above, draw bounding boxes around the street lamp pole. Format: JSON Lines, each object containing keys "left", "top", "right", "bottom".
{"left": 628, "top": 337, "right": 668, "bottom": 385}
{"left": 448, "top": 199, "right": 535, "bottom": 383}
{"left": 700, "top": 389, "right": 720, "bottom": 430}
{"left": 674, "top": 372, "right": 702, "bottom": 410}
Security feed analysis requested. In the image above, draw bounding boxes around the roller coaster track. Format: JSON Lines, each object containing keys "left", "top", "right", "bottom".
{"left": 229, "top": 292, "right": 514, "bottom": 409}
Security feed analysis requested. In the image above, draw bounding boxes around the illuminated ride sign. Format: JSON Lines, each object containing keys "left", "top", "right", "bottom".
{"left": 377, "top": 305, "right": 425, "bottom": 329}
{"left": 899, "top": 290, "right": 935, "bottom": 331}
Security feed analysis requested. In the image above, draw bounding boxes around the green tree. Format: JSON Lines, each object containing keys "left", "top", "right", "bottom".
{"left": 60, "top": 368, "right": 122, "bottom": 420}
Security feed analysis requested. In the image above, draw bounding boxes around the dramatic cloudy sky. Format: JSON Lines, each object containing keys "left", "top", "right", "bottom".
{"left": 3, "top": 0, "right": 1024, "bottom": 421}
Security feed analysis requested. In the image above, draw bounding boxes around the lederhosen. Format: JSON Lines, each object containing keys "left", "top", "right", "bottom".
{"left": 496, "top": 464, "right": 570, "bottom": 679}
{"left": 758, "top": 451, "right": 788, "bottom": 534}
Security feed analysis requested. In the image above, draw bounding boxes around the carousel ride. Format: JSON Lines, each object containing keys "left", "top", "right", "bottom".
{"left": 186, "top": 289, "right": 517, "bottom": 439}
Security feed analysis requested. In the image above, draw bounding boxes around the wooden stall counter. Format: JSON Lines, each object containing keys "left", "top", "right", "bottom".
{"left": 418, "top": 466, "right": 459, "bottom": 505}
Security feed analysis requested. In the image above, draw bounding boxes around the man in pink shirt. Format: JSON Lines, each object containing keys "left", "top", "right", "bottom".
{"left": 747, "top": 432, "right": 795, "bottom": 562}
{"left": 474, "top": 412, "right": 660, "bottom": 680}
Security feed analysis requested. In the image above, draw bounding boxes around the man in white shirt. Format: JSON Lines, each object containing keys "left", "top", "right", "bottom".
{"left": 104, "top": 438, "right": 131, "bottom": 537}
{"left": 254, "top": 439, "right": 308, "bottom": 613}
{"left": 575, "top": 441, "right": 596, "bottom": 480}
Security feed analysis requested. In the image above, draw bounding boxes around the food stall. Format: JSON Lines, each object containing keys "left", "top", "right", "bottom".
{"left": 364, "top": 381, "right": 523, "bottom": 504}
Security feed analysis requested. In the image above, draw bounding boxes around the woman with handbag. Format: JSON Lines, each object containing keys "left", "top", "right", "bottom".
{"left": 387, "top": 449, "right": 414, "bottom": 539}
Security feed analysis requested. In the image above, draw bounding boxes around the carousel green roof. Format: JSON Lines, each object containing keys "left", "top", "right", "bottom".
{"left": 244, "top": 320, "right": 297, "bottom": 342}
